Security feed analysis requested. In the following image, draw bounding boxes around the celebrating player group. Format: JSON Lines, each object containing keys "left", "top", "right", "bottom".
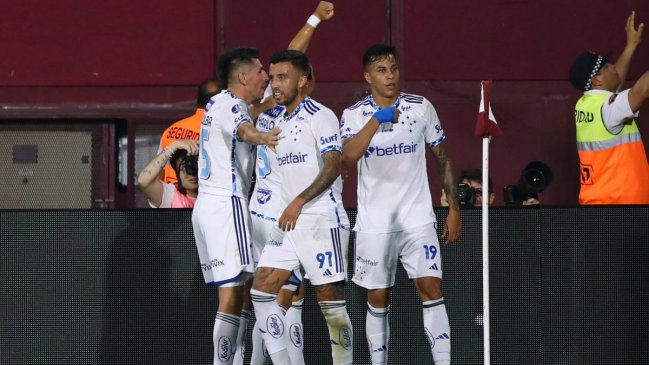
{"left": 190, "top": 2, "right": 462, "bottom": 365}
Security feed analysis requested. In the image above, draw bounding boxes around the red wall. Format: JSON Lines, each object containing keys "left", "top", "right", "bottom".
{"left": 2, "top": 0, "right": 649, "bottom": 206}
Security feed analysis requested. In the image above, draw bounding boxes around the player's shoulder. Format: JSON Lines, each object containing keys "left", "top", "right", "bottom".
{"left": 213, "top": 92, "right": 250, "bottom": 118}
{"left": 344, "top": 95, "right": 372, "bottom": 113}
{"left": 210, "top": 90, "right": 241, "bottom": 109}
{"left": 400, "top": 92, "right": 435, "bottom": 116}
{"left": 399, "top": 92, "right": 426, "bottom": 105}
{"left": 304, "top": 98, "right": 336, "bottom": 120}
{"left": 303, "top": 97, "right": 324, "bottom": 115}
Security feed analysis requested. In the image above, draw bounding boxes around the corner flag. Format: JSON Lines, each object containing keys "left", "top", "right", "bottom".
{"left": 476, "top": 80, "right": 500, "bottom": 365}
{"left": 475, "top": 80, "right": 502, "bottom": 138}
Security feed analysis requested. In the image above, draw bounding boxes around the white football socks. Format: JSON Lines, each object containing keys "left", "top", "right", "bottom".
{"left": 422, "top": 298, "right": 451, "bottom": 365}
{"left": 250, "top": 289, "right": 291, "bottom": 364}
{"left": 213, "top": 312, "right": 239, "bottom": 365}
{"left": 319, "top": 300, "right": 353, "bottom": 365}
{"left": 285, "top": 298, "right": 305, "bottom": 365}
{"left": 232, "top": 309, "right": 250, "bottom": 365}
{"left": 366, "top": 303, "right": 390, "bottom": 364}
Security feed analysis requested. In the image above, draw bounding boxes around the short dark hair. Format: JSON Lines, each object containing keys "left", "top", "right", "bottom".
{"left": 196, "top": 79, "right": 219, "bottom": 108}
{"left": 363, "top": 44, "right": 397, "bottom": 69}
{"left": 216, "top": 47, "right": 260, "bottom": 90}
{"left": 270, "top": 50, "right": 311, "bottom": 77}
{"left": 460, "top": 168, "right": 493, "bottom": 193}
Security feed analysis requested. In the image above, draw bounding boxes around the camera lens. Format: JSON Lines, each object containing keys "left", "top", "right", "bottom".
{"left": 523, "top": 169, "right": 545, "bottom": 189}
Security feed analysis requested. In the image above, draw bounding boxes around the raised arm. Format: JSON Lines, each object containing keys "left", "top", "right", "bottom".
{"left": 249, "top": 2, "right": 333, "bottom": 117}
{"left": 287, "top": 1, "right": 335, "bottom": 53}
{"left": 341, "top": 108, "right": 398, "bottom": 165}
{"left": 430, "top": 141, "right": 461, "bottom": 244}
{"left": 615, "top": 11, "right": 644, "bottom": 91}
{"left": 627, "top": 70, "right": 649, "bottom": 113}
{"left": 278, "top": 151, "right": 341, "bottom": 231}
{"left": 137, "top": 140, "right": 198, "bottom": 207}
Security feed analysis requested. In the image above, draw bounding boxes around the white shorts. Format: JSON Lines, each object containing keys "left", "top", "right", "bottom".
{"left": 192, "top": 193, "right": 255, "bottom": 286}
{"left": 250, "top": 212, "right": 277, "bottom": 269}
{"left": 352, "top": 223, "right": 442, "bottom": 289}
{"left": 258, "top": 226, "right": 349, "bottom": 286}
{"left": 250, "top": 213, "right": 303, "bottom": 290}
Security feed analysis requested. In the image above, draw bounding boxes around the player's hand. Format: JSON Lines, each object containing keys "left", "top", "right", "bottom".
{"left": 372, "top": 107, "right": 399, "bottom": 125}
{"left": 263, "top": 127, "right": 282, "bottom": 150}
{"left": 439, "top": 189, "right": 449, "bottom": 207}
{"left": 314, "top": 1, "right": 334, "bottom": 21}
{"left": 169, "top": 139, "right": 199, "bottom": 156}
{"left": 278, "top": 199, "right": 304, "bottom": 231}
{"left": 442, "top": 208, "right": 461, "bottom": 245}
{"left": 626, "top": 11, "right": 644, "bottom": 48}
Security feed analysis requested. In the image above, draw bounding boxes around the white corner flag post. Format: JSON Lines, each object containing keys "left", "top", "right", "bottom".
{"left": 482, "top": 135, "right": 491, "bottom": 365}
{"left": 476, "top": 80, "right": 501, "bottom": 365}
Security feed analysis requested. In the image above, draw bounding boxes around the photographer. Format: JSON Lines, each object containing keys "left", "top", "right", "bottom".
{"left": 137, "top": 139, "right": 199, "bottom": 208}
{"left": 504, "top": 161, "right": 552, "bottom": 206}
{"left": 441, "top": 168, "right": 494, "bottom": 207}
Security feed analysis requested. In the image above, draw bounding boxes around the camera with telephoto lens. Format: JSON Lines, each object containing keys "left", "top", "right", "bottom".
{"left": 183, "top": 155, "right": 199, "bottom": 177}
{"left": 504, "top": 161, "right": 552, "bottom": 205}
{"left": 457, "top": 183, "right": 477, "bottom": 207}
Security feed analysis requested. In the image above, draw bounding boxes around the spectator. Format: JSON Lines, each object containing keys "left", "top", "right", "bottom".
{"left": 137, "top": 140, "right": 199, "bottom": 208}
{"left": 569, "top": 11, "right": 649, "bottom": 204}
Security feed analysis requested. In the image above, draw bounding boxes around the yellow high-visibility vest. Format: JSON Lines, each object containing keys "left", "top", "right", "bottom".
{"left": 575, "top": 92, "right": 649, "bottom": 204}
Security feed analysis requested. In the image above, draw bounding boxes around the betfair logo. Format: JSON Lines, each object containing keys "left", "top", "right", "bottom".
{"left": 277, "top": 152, "right": 308, "bottom": 166}
{"left": 364, "top": 142, "right": 418, "bottom": 158}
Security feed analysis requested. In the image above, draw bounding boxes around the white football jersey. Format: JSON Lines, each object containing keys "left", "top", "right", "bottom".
{"left": 340, "top": 93, "right": 445, "bottom": 233}
{"left": 198, "top": 90, "right": 256, "bottom": 199}
{"left": 249, "top": 105, "right": 285, "bottom": 220}
{"left": 275, "top": 97, "right": 349, "bottom": 230}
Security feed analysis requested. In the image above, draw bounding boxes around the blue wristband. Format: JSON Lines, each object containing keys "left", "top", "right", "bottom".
{"left": 373, "top": 107, "right": 396, "bottom": 124}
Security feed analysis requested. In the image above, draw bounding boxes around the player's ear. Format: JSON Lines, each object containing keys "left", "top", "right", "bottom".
{"left": 364, "top": 71, "right": 371, "bottom": 84}
{"left": 237, "top": 71, "right": 247, "bottom": 86}
{"left": 298, "top": 75, "right": 307, "bottom": 89}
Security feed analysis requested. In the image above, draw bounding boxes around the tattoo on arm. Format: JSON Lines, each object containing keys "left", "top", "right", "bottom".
{"left": 432, "top": 143, "right": 459, "bottom": 210}
{"left": 140, "top": 149, "right": 171, "bottom": 179}
{"left": 297, "top": 151, "right": 341, "bottom": 204}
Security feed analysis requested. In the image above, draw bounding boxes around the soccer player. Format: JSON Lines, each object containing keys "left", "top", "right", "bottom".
{"left": 191, "top": 47, "right": 280, "bottom": 365}
{"left": 340, "top": 44, "right": 461, "bottom": 365}
{"left": 247, "top": 2, "right": 335, "bottom": 364}
{"left": 251, "top": 50, "right": 352, "bottom": 365}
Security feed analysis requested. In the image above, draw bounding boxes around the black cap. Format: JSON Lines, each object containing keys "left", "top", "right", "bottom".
{"left": 569, "top": 51, "right": 612, "bottom": 91}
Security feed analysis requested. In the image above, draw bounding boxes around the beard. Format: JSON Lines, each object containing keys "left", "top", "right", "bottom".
{"left": 274, "top": 88, "right": 299, "bottom": 107}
